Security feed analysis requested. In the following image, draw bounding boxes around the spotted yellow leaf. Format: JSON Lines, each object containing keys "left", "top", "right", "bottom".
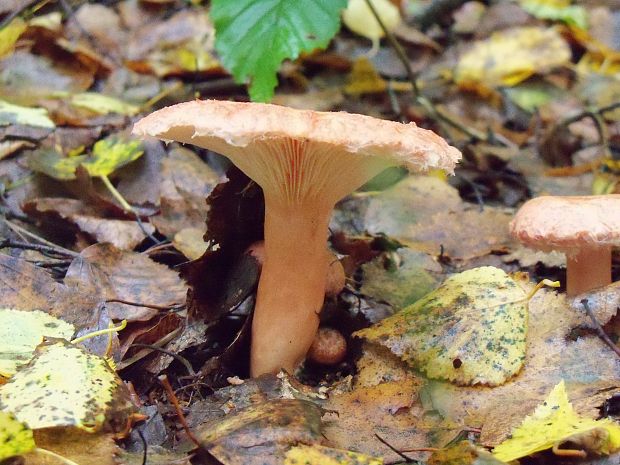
{"left": 355, "top": 267, "right": 528, "bottom": 386}
{"left": 70, "top": 93, "right": 140, "bottom": 116}
{"left": 493, "top": 380, "right": 620, "bottom": 461}
{"left": 0, "top": 308, "right": 74, "bottom": 378}
{"left": 0, "top": 411, "right": 35, "bottom": 460}
{"left": 285, "top": 444, "right": 383, "bottom": 465}
{"left": 0, "top": 339, "right": 135, "bottom": 432}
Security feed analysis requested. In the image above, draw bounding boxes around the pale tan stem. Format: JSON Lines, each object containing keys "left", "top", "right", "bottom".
{"left": 250, "top": 197, "right": 332, "bottom": 377}
{"left": 566, "top": 247, "right": 611, "bottom": 296}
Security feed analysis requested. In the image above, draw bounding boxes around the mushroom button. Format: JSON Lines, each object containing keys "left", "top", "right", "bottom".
{"left": 133, "top": 99, "right": 461, "bottom": 377}
{"left": 510, "top": 195, "right": 620, "bottom": 296}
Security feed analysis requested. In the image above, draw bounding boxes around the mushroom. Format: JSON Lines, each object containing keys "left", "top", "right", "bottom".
{"left": 133, "top": 99, "right": 460, "bottom": 376}
{"left": 510, "top": 195, "right": 620, "bottom": 296}
{"left": 246, "top": 240, "right": 346, "bottom": 298}
{"left": 307, "top": 327, "right": 347, "bottom": 366}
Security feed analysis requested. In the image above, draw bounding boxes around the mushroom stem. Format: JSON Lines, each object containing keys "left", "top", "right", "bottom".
{"left": 250, "top": 197, "right": 332, "bottom": 377}
{"left": 566, "top": 247, "right": 611, "bottom": 296}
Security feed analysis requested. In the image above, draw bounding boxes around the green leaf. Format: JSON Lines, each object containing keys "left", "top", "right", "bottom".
{"left": 81, "top": 138, "right": 143, "bottom": 177}
{"left": 0, "top": 339, "right": 134, "bottom": 432}
{"left": 0, "top": 411, "right": 35, "bottom": 460}
{"left": 211, "top": 0, "right": 347, "bottom": 102}
{"left": 0, "top": 100, "right": 55, "bottom": 129}
{"left": 520, "top": 0, "right": 588, "bottom": 29}
{"left": 355, "top": 267, "right": 528, "bottom": 386}
{"left": 28, "top": 149, "right": 86, "bottom": 180}
{"left": 0, "top": 308, "right": 74, "bottom": 378}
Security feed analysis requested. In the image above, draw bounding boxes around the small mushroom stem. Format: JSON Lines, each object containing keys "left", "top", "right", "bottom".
{"left": 250, "top": 197, "right": 332, "bottom": 377}
{"left": 566, "top": 246, "right": 612, "bottom": 296}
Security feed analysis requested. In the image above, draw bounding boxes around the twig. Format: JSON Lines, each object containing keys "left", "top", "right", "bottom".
{"left": 374, "top": 433, "right": 417, "bottom": 463}
{"left": 3, "top": 219, "right": 79, "bottom": 257}
{"left": 362, "top": 0, "right": 486, "bottom": 142}
{"left": 131, "top": 343, "right": 195, "bottom": 377}
{"left": 105, "top": 298, "right": 185, "bottom": 312}
{"left": 581, "top": 299, "right": 620, "bottom": 358}
{"left": 0, "top": 238, "right": 79, "bottom": 258}
{"left": 99, "top": 174, "right": 162, "bottom": 244}
{"left": 159, "top": 374, "right": 202, "bottom": 448}
{"left": 117, "top": 326, "right": 183, "bottom": 370}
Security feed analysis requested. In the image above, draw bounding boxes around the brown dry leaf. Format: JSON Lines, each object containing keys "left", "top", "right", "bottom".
{"left": 23, "top": 197, "right": 153, "bottom": 250}
{"left": 125, "top": 9, "right": 222, "bottom": 77}
{"left": 0, "top": 51, "right": 93, "bottom": 106}
{"left": 24, "top": 429, "right": 117, "bottom": 465}
{"left": 195, "top": 399, "right": 325, "bottom": 465}
{"left": 404, "top": 207, "right": 515, "bottom": 260}
{"left": 423, "top": 288, "right": 620, "bottom": 446}
{"left": 324, "top": 379, "right": 453, "bottom": 463}
{"left": 64, "top": 243, "right": 187, "bottom": 322}
{"left": 173, "top": 227, "right": 209, "bottom": 260}
{"left": 150, "top": 146, "right": 220, "bottom": 238}
{"left": 0, "top": 254, "right": 100, "bottom": 327}
{"left": 570, "top": 281, "right": 620, "bottom": 327}
{"left": 271, "top": 88, "right": 344, "bottom": 111}
{"left": 64, "top": 4, "right": 126, "bottom": 61}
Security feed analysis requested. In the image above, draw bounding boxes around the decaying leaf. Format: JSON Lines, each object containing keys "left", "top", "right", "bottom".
{"left": 173, "top": 227, "right": 209, "bottom": 260}
{"left": 26, "top": 428, "right": 118, "bottom": 465}
{"left": 454, "top": 26, "right": 571, "bottom": 93}
{"left": 195, "top": 398, "right": 324, "bottom": 465}
{"left": 285, "top": 444, "right": 383, "bottom": 465}
{"left": 360, "top": 248, "right": 441, "bottom": 309}
{"left": 355, "top": 267, "right": 528, "bottom": 386}
{"left": 0, "top": 339, "right": 135, "bottom": 432}
{"left": 0, "top": 308, "right": 74, "bottom": 378}
{"left": 69, "top": 92, "right": 140, "bottom": 116}
{"left": 493, "top": 381, "right": 620, "bottom": 461}
{"left": 0, "top": 411, "right": 35, "bottom": 461}
{"left": 428, "top": 441, "right": 506, "bottom": 465}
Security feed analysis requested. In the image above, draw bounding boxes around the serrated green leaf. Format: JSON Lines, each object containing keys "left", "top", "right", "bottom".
{"left": 0, "top": 411, "right": 35, "bottom": 460}
{"left": 0, "top": 340, "right": 131, "bottom": 432}
{"left": 81, "top": 138, "right": 143, "bottom": 177}
{"left": 355, "top": 267, "right": 528, "bottom": 386}
{"left": 0, "top": 100, "right": 55, "bottom": 129}
{"left": 211, "top": 0, "right": 347, "bottom": 101}
{"left": 70, "top": 92, "right": 140, "bottom": 116}
{"left": 0, "top": 309, "right": 74, "bottom": 378}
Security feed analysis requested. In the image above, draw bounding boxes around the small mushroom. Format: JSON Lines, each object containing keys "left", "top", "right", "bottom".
{"left": 510, "top": 195, "right": 620, "bottom": 296}
{"left": 307, "top": 327, "right": 347, "bottom": 366}
{"left": 133, "top": 100, "right": 460, "bottom": 376}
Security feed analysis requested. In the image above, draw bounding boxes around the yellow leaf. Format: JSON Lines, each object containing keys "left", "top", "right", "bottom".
{"left": 81, "top": 138, "right": 143, "bottom": 177}
{"left": 0, "top": 18, "right": 26, "bottom": 58}
{"left": 345, "top": 57, "right": 387, "bottom": 95}
{"left": 454, "top": 26, "right": 571, "bottom": 93}
{"left": 0, "top": 100, "right": 55, "bottom": 129}
{"left": 0, "top": 339, "right": 135, "bottom": 432}
{"left": 0, "top": 309, "right": 74, "bottom": 378}
{"left": 285, "top": 444, "right": 383, "bottom": 465}
{"left": 70, "top": 93, "right": 140, "bottom": 116}
{"left": 0, "top": 411, "right": 35, "bottom": 461}
{"left": 355, "top": 267, "right": 528, "bottom": 386}
{"left": 493, "top": 380, "right": 620, "bottom": 461}
{"left": 342, "top": 0, "right": 401, "bottom": 42}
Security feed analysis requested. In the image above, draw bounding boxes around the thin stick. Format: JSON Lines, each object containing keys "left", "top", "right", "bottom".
{"left": 132, "top": 343, "right": 195, "bottom": 376}
{"left": 159, "top": 374, "right": 202, "bottom": 448}
{"left": 105, "top": 298, "right": 185, "bottom": 312}
{"left": 99, "top": 174, "right": 161, "bottom": 244}
{"left": 0, "top": 238, "right": 79, "bottom": 258}
{"left": 374, "top": 433, "right": 417, "bottom": 463}
{"left": 362, "top": 0, "right": 486, "bottom": 141}
{"left": 581, "top": 299, "right": 620, "bottom": 358}
{"left": 3, "top": 219, "right": 79, "bottom": 257}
